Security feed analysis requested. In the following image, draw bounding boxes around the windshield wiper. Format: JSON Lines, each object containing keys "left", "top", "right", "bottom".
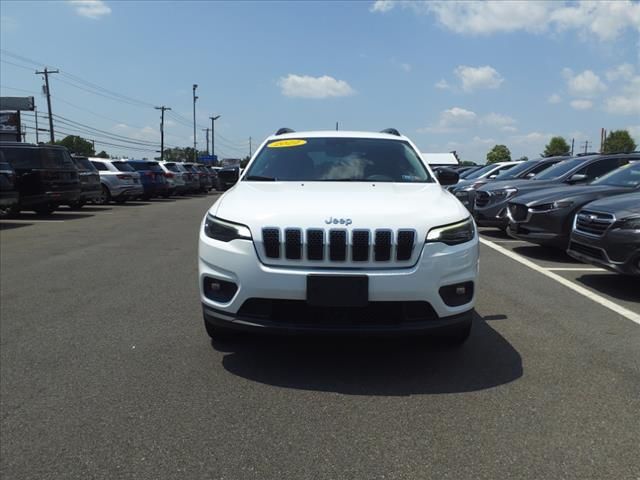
{"left": 245, "top": 175, "right": 277, "bottom": 181}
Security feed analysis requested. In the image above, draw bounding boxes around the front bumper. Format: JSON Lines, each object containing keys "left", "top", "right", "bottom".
{"left": 198, "top": 231, "right": 479, "bottom": 333}
{"left": 0, "top": 190, "right": 19, "bottom": 207}
{"left": 473, "top": 206, "right": 509, "bottom": 228}
{"left": 507, "top": 207, "right": 572, "bottom": 248}
{"left": 19, "top": 190, "right": 80, "bottom": 207}
{"left": 110, "top": 184, "right": 144, "bottom": 198}
{"left": 567, "top": 230, "right": 640, "bottom": 275}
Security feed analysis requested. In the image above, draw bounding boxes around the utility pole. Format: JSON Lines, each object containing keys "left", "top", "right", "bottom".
{"left": 21, "top": 124, "right": 26, "bottom": 142}
{"left": 249, "top": 136, "right": 252, "bottom": 158}
{"left": 155, "top": 106, "right": 171, "bottom": 160}
{"left": 91, "top": 139, "right": 95, "bottom": 152}
{"left": 34, "top": 107, "right": 39, "bottom": 143}
{"left": 210, "top": 115, "right": 220, "bottom": 160}
{"left": 202, "top": 128, "right": 210, "bottom": 155}
{"left": 581, "top": 141, "right": 592, "bottom": 154}
{"left": 192, "top": 85, "right": 198, "bottom": 161}
{"left": 35, "top": 67, "right": 59, "bottom": 143}
{"left": 571, "top": 138, "right": 574, "bottom": 156}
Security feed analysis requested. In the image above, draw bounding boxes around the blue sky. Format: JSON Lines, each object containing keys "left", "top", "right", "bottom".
{"left": 1, "top": 0, "right": 639, "bottom": 162}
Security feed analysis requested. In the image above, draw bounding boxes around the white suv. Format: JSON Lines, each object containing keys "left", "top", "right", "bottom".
{"left": 198, "top": 129, "right": 479, "bottom": 344}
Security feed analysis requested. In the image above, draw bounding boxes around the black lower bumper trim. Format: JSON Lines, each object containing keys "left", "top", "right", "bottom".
{"left": 203, "top": 303, "right": 473, "bottom": 335}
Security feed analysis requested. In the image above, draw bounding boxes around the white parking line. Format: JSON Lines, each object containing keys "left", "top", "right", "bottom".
{"left": 0, "top": 219, "right": 65, "bottom": 223}
{"left": 480, "top": 237, "right": 640, "bottom": 325}
{"left": 546, "top": 267, "right": 605, "bottom": 272}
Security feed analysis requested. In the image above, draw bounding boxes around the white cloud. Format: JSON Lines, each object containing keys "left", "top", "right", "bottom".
{"left": 482, "top": 112, "right": 516, "bottom": 128}
{"left": 112, "top": 124, "right": 158, "bottom": 141}
{"left": 454, "top": 65, "right": 504, "bottom": 92}
{"left": 69, "top": 0, "right": 111, "bottom": 19}
{"left": 606, "top": 63, "right": 635, "bottom": 82}
{"left": 420, "top": 107, "right": 477, "bottom": 133}
{"left": 501, "top": 126, "right": 518, "bottom": 133}
{"left": 435, "top": 79, "right": 451, "bottom": 90}
{"left": 371, "top": 1, "right": 640, "bottom": 41}
{"left": 570, "top": 99, "right": 593, "bottom": 110}
{"left": 277, "top": 74, "right": 355, "bottom": 99}
{"left": 370, "top": 0, "right": 395, "bottom": 13}
{"left": 472, "top": 136, "right": 496, "bottom": 145}
{"left": 548, "top": 93, "right": 562, "bottom": 104}
{"left": 604, "top": 76, "right": 640, "bottom": 115}
{"left": 510, "top": 132, "right": 553, "bottom": 145}
{"left": 563, "top": 68, "right": 607, "bottom": 97}
{"left": 0, "top": 16, "right": 18, "bottom": 32}
{"left": 400, "top": 63, "right": 412, "bottom": 73}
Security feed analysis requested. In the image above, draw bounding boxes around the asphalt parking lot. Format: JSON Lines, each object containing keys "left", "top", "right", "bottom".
{"left": 1, "top": 195, "right": 639, "bottom": 480}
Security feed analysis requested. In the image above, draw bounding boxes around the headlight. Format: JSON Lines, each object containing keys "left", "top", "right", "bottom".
{"left": 492, "top": 187, "right": 518, "bottom": 200}
{"left": 530, "top": 200, "right": 573, "bottom": 212}
{"left": 426, "top": 217, "right": 476, "bottom": 245}
{"left": 618, "top": 216, "right": 640, "bottom": 230}
{"left": 204, "top": 215, "right": 252, "bottom": 242}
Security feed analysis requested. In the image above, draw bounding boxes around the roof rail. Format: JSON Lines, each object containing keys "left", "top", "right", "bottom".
{"left": 576, "top": 152, "right": 600, "bottom": 157}
{"left": 380, "top": 128, "right": 400, "bottom": 136}
{"left": 275, "top": 128, "right": 295, "bottom": 135}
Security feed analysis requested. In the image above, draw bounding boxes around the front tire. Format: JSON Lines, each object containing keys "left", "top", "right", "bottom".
{"left": 98, "top": 185, "right": 111, "bottom": 205}
{"left": 33, "top": 204, "right": 56, "bottom": 215}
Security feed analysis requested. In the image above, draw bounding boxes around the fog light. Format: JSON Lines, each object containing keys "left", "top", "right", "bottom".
{"left": 203, "top": 277, "right": 238, "bottom": 303}
{"left": 439, "top": 282, "right": 474, "bottom": 307}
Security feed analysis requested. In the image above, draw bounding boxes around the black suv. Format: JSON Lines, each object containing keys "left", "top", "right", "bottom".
{"left": 69, "top": 156, "right": 101, "bottom": 209}
{"left": 0, "top": 142, "right": 80, "bottom": 215}
{"left": 567, "top": 192, "right": 640, "bottom": 275}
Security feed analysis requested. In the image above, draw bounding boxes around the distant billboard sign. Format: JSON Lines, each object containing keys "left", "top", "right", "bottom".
{"left": 198, "top": 155, "right": 218, "bottom": 165}
{"left": 0, "top": 96, "right": 35, "bottom": 111}
{"left": 0, "top": 111, "right": 20, "bottom": 132}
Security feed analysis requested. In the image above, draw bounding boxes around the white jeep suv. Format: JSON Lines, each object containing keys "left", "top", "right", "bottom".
{"left": 198, "top": 129, "right": 479, "bottom": 344}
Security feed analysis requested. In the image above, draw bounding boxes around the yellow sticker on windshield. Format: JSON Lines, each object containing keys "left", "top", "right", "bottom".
{"left": 267, "top": 139, "right": 307, "bottom": 148}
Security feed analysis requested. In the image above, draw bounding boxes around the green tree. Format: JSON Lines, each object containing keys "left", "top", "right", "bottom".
{"left": 602, "top": 130, "right": 637, "bottom": 154}
{"left": 543, "top": 136, "right": 570, "bottom": 157}
{"left": 55, "top": 135, "right": 95, "bottom": 156}
{"left": 486, "top": 145, "right": 511, "bottom": 164}
{"left": 95, "top": 150, "right": 109, "bottom": 158}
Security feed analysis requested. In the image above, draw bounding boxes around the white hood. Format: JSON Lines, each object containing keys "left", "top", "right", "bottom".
{"left": 212, "top": 182, "right": 468, "bottom": 232}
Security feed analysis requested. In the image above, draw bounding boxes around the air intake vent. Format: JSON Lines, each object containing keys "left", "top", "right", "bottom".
{"left": 262, "top": 228, "right": 280, "bottom": 258}
{"left": 285, "top": 228, "right": 302, "bottom": 259}
{"left": 374, "top": 230, "right": 392, "bottom": 261}
{"left": 396, "top": 230, "right": 415, "bottom": 261}
{"left": 351, "top": 230, "right": 370, "bottom": 262}
{"left": 329, "top": 230, "right": 347, "bottom": 261}
{"left": 307, "top": 229, "right": 324, "bottom": 260}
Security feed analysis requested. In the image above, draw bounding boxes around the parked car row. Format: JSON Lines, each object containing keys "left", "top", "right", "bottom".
{"left": 0, "top": 142, "right": 221, "bottom": 217}
{"left": 448, "top": 152, "right": 639, "bottom": 276}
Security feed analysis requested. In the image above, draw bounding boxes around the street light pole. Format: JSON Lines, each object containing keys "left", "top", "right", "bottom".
{"left": 192, "top": 84, "right": 198, "bottom": 162}
{"left": 210, "top": 115, "right": 220, "bottom": 161}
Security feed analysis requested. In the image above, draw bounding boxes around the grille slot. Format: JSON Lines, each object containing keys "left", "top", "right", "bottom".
{"left": 329, "top": 230, "right": 347, "bottom": 261}
{"left": 262, "top": 228, "right": 280, "bottom": 258}
{"left": 575, "top": 210, "right": 614, "bottom": 236}
{"left": 396, "top": 230, "right": 415, "bottom": 261}
{"left": 351, "top": 230, "right": 370, "bottom": 261}
{"left": 374, "top": 230, "right": 392, "bottom": 261}
{"left": 285, "top": 228, "right": 302, "bottom": 259}
{"left": 307, "top": 229, "right": 324, "bottom": 260}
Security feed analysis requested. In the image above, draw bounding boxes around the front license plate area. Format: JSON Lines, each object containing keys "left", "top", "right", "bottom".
{"left": 307, "top": 275, "right": 369, "bottom": 307}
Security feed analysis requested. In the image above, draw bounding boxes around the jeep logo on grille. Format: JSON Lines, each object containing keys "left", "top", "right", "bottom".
{"left": 325, "top": 217, "right": 352, "bottom": 226}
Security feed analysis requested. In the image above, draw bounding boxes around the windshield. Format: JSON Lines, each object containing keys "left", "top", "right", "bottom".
{"left": 164, "top": 163, "right": 181, "bottom": 173}
{"left": 464, "top": 164, "right": 496, "bottom": 180}
{"left": 113, "top": 161, "right": 135, "bottom": 172}
{"left": 591, "top": 162, "right": 640, "bottom": 187}
{"left": 495, "top": 160, "right": 538, "bottom": 179}
{"left": 245, "top": 137, "right": 432, "bottom": 182}
{"left": 533, "top": 157, "right": 585, "bottom": 180}
{"left": 72, "top": 157, "right": 98, "bottom": 171}
{"left": 0, "top": 146, "right": 75, "bottom": 170}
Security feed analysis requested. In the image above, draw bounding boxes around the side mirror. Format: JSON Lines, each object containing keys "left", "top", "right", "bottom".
{"left": 524, "top": 172, "right": 535, "bottom": 179}
{"left": 218, "top": 166, "right": 240, "bottom": 186}
{"left": 568, "top": 173, "right": 588, "bottom": 184}
{"left": 436, "top": 168, "right": 460, "bottom": 186}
